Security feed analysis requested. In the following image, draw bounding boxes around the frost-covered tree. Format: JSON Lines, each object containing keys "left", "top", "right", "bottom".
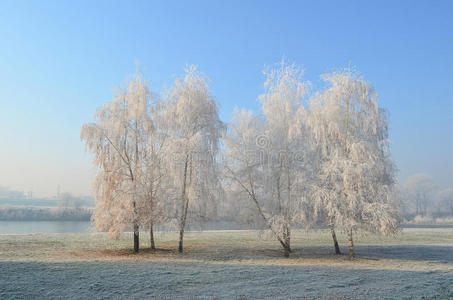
{"left": 57, "top": 193, "right": 83, "bottom": 210}
{"left": 164, "top": 66, "right": 224, "bottom": 253}
{"left": 437, "top": 188, "right": 453, "bottom": 216}
{"left": 224, "top": 62, "right": 311, "bottom": 257}
{"left": 81, "top": 71, "right": 158, "bottom": 253}
{"left": 308, "top": 69, "right": 399, "bottom": 259}
{"left": 404, "top": 174, "right": 436, "bottom": 216}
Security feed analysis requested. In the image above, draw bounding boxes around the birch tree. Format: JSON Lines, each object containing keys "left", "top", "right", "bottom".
{"left": 309, "top": 69, "right": 400, "bottom": 259}
{"left": 224, "top": 62, "right": 311, "bottom": 257}
{"left": 164, "top": 66, "right": 224, "bottom": 253}
{"left": 81, "top": 71, "right": 157, "bottom": 253}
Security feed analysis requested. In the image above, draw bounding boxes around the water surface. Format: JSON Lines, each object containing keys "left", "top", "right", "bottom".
{"left": 0, "top": 221, "right": 92, "bottom": 234}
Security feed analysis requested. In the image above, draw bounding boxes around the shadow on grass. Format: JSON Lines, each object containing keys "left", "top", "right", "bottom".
{"left": 281, "top": 245, "right": 453, "bottom": 264}
{"left": 351, "top": 245, "right": 453, "bottom": 263}
{"left": 73, "top": 244, "right": 453, "bottom": 266}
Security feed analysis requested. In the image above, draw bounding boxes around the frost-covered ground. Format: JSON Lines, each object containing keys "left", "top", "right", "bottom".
{"left": 2, "top": 260, "right": 452, "bottom": 299}
{"left": 1, "top": 229, "right": 452, "bottom": 299}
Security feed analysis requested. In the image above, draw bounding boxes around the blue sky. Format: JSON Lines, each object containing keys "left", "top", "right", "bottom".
{"left": 1, "top": 0, "right": 452, "bottom": 197}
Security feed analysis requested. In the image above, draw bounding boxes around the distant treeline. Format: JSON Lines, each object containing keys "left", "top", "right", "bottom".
{"left": 0, "top": 186, "right": 95, "bottom": 208}
{"left": 0, "top": 207, "right": 92, "bottom": 221}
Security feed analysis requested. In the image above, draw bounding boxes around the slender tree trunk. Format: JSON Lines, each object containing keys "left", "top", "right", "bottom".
{"left": 280, "top": 224, "right": 291, "bottom": 257}
{"left": 134, "top": 224, "right": 139, "bottom": 253}
{"left": 285, "top": 159, "right": 292, "bottom": 256}
{"left": 150, "top": 222, "right": 155, "bottom": 250}
{"left": 330, "top": 225, "right": 341, "bottom": 254}
{"left": 132, "top": 197, "right": 139, "bottom": 253}
{"left": 276, "top": 177, "right": 290, "bottom": 257}
{"left": 178, "top": 197, "right": 190, "bottom": 253}
{"left": 255, "top": 205, "right": 290, "bottom": 257}
{"left": 238, "top": 171, "right": 290, "bottom": 257}
{"left": 179, "top": 156, "right": 189, "bottom": 253}
{"left": 285, "top": 224, "right": 291, "bottom": 253}
{"left": 178, "top": 226, "right": 184, "bottom": 253}
{"left": 347, "top": 227, "right": 354, "bottom": 259}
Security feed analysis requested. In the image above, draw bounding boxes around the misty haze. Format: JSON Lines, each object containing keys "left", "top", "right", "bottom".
{"left": 1, "top": 1, "right": 453, "bottom": 299}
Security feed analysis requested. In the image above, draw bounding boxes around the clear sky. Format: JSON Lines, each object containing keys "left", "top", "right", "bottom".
{"left": 1, "top": 0, "right": 452, "bottom": 197}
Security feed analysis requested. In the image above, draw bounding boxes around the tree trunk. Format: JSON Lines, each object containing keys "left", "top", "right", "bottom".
{"left": 283, "top": 245, "right": 290, "bottom": 257}
{"left": 150, "top": 223, "right": 155, "bottom": 250}
{"left": 178, "top": 227, "right": 185, "bottom": 253}
{"left": 134, "top": 224, "right": 139, "bottom": 253}
{"left": 347, "top": 227, "right": 355, "bottom": 259}
{"left": 330, "top": 225, "right": 341, "bottom": 254}
{"left": 179, "top": 156, "right": 189, "bottom": 253}
{"left": 178, "top": 195, "right": 190, "bottom": 253}
{"left": 241, "top": 172, "right": 290, "bottom": 258}
{"left": 285, "top": 224, "right": 291, "bottom": 253}
{"left": 280, "top": 225, "right": 291, "bottom": 257}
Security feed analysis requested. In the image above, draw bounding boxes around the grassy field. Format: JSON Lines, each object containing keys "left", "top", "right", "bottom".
{"left": 1, "top": 228, "right": 453, "bottom": 299}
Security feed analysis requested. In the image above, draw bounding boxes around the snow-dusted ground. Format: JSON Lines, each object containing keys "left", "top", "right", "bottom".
{"left": 1, "top": 229, "right": 452, "bottom": 299}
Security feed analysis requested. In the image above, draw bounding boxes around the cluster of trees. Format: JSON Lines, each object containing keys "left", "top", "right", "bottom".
{"left": 0, "top": 186, "right": 94, "bottom": 208}
{"left": 0, "top": 206, "right": 91, "bottom": 222}
{"left": 81, "top": 62, "right": 400, "bottom": 259}
{"left": 402, "top": 173, "right": 453, "bottom": 219}
{"left": 57, "top": 193, "right": 91, "bottom": 210}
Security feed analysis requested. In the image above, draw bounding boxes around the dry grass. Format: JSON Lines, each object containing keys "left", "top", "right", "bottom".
{"left": 1, "top": 228, "right": 453, "bottom": 272}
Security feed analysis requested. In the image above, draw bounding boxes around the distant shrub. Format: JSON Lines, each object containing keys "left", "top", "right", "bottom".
{"left": 434, "top": 217, "right": 453, "bottom": 225}
{"left": 406, "top": 215, "right": 453, "bottom": 225}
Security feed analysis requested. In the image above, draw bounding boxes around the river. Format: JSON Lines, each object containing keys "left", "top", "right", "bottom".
{"left": 0, "top": 221, "right": 93, "bottom": 234}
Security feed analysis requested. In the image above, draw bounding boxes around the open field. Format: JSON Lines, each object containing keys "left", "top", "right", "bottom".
{"left": 1, "top": 228, "right": 453, "bottom": 299}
